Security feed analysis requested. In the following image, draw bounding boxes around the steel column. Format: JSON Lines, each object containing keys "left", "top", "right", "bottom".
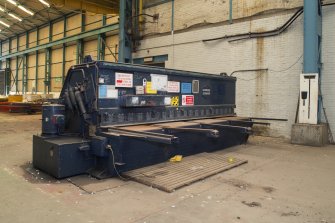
{"left": 15, "top": 56, "right": 18, "bottom": 93}
{"left": 35, "top": 27, "right": 39, "bottom": 93}
{"left": 118, "top": 0, "right": 132, "bottom": 63}
{"left": 62, "top": 16, "right": 67, "bottom": 83}
{"left": 23, "top": 31, "right": 29, "bottom": 93}
{"left": 98, "top": 16, "right": 107, "bottom": 60}
{"left": 229, "top": 0, "right": 233, "bottom": 24}
{"left": 303, "top": 0, "right": 322, "bottom": 122}
{"left": 45, "top": 48, "right": 51, "bottom": 93}
{"left": 0, "top": 41, "right": 2, "bottom": 69}
{"left": 22, "top": 54, "right": 27, "bottom": 94}
{"left": 35, "top": 51, "right": 38, "bottom": 93}
{"left": 5, "top": 58, "right": 10, "bottom": 94}
{"left": 76, "top": 39, "right": 84, "bottom": 64}
{"left": 76, "top": 12, "right": 85, "bottom": 64}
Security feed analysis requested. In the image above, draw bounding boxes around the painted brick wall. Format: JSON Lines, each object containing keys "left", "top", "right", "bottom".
{"left": 321, "top": 5, "right": 335, "bottom": 140}
{"left": 134, "top": 5, "right": 335, "bottom": 139}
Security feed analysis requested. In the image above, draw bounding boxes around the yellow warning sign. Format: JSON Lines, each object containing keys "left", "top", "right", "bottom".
{"left": 171, "top": 96, "right": 179, "bottom": 106}
{"left": 145, "top": 82, "right": 157, "bottom": 94}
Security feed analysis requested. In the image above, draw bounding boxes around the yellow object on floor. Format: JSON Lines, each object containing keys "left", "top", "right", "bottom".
{"left": 228, "top": 157, "right": 235, "bottom": 163}
{"left": 170, "top": 155, "right": 183, "bottom": 162}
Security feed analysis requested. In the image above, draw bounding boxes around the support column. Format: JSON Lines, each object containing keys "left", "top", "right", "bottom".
{"left": 5, "top": 58, "right": 11, "bottom": 95}
{"left": 0, "top": 41, "right": 2, "bottom": 69}
{"left": 45, "top": 48, "right": 51, "bottom": 93}
{"left": 303, "top": 0, "right": 322, "bottom": 122}
{"left": 76, "top": 12, "right": 85, "bottom": 64}
{"left": 15, "top": 56, "right": 19, "bottom": 94}
{"left": 62, "top": 16, "right": 67, "bottom": 83}
{"left": 22, "top": 54, "right": 27, "bottom": 94}
{"left": 23, "top": 32, "right": 29, "bottom": 94}
{"left": 118, "top": 0, "right": 132, "bottom": 63}
{"left": 35, "top": 27, "right": 39, "bottom": 93}
{"left": 76, "top": 39, "right": 84, "bottom": 64}
{"left": 292, "top": 0, "right": 325, "bottom": 146}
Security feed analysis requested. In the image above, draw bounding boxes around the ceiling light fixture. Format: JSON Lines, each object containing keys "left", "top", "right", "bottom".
{"left": 8, "top": 13, "right": 22, "bottom": 21}
{"left": 0, "top": 21, "right": 10, "bottom": 28}
{"left": 6, "top": 0, "right": 17, "bottom": 6}
{"left": 0, "top": 6, "right": 5, "bottom": 12}
{"left": 18, "top": 5, "right": 34, "bottom": 15}
{"left": 39, "top": 0, "right": 50, "bottom": 7}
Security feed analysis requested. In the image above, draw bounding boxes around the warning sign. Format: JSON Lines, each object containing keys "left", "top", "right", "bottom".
{"left": 145, "top": 82, "right": 157, "bottom": 94}
{"left": 171, "top": 96, "right": 179, "bottom": 106}
{"left": 167, "top": 81, "right": 180, "bottom": 93}
{"left": 115, "top": 72, "right": 133, "bottom": 88}
{"left": 182, "top": 95, "right": 194, "bottom": 106}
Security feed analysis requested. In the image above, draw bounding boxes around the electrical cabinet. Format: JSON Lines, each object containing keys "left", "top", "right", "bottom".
{"left": 299, "top": 73, "right": 319, "bottom": 124}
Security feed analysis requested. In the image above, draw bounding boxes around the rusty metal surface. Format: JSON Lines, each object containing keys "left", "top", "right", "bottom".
{"left": 118, "top": 125, "right": 162, "bottom": 132}
{"left": 123, "top": 152, "right": 248, "bottom": 193}
{"left": 153, "top": 121, "right": 196, "bottom": 128}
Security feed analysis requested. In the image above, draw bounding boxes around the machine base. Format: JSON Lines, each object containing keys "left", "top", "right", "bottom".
{"left": 33, "top": 117, "right": 255, "bottom": 179}
{"left": 33, "top": 135, "right": 95, "bottom": 178}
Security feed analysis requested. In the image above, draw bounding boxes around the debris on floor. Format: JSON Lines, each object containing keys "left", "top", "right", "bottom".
{"left": 241, "top": 201, "right": 262, "bottom": 207}
{"left": 169, "top": 155, "right": 183, "bottom": 162}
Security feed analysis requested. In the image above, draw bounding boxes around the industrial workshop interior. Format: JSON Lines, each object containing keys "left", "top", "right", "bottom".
{"left": 0, "top": 0, "right": 334, "bottom": 222}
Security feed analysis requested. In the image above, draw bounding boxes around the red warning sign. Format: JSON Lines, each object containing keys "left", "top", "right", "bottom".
{"left": 115, "top": 72, "right": 133, "bottom": 88}
{"left": 182, "top": 95, "right": 194, "bottom": 106}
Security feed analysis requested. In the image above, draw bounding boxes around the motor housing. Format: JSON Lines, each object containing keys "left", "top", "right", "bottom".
{"left": 42, "top": 104, "right": 65, "bottom": 135}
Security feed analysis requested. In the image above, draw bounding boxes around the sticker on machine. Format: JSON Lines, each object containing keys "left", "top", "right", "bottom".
{"left": 181, "top": 82, "right": 192, "bottom": 94}
{"left": 167, "top": 81, "right": 180, "bottom": 93}
{"left": 99, "top": 85, "right": 118, "bottom": 99}
{"left": 145, "top": 82, "right": 157, "bottom": 94}
{"left": 115, "top": 72, "right": 133, "bottom": 88}
{"left": 150, "top": 74, "right": 168, "bottom": 91}
{"left": 182, "top": 95, "right": 194, "bottom": 106}
{"left": 171, "top": 96, "right": 179, "bottom": 106}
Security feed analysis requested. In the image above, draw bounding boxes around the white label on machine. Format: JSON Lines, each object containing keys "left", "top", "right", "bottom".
{"left": 107, "top": 85, "right": 118, "bottom": 98}
{"left": 182, "top": 95, "right": 194, "bottom": 106}
{"left": 150, "top": 74, "right": 168, "bottom": 91}
{"left": 298, "top": 73, "right": 318, "bottom": 124}
{"left": 136, "top": 86, "right": 145, "bottom": 95}
{"left": 167, "top": 81, "right": 180, "bottom": 93}
{"left": 99, "top": 85, "right": 118, "bottom": 99}
{"left": 164, "top": 97, "right": 172, "bottom": 105}
{"left": 115, "top": 72, "right": 133, "bottom": 88}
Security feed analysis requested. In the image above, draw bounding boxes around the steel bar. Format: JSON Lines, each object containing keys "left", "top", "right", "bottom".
{"left": 162, "top": 127, "right": 220, "bottom": 138}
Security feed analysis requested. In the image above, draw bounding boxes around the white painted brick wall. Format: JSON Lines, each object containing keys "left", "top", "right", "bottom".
{"left": 321, "top": 5, "right": 335, "bottom": 140}
{"left": 134, "top": 6, "right": 335, "bottom": 139}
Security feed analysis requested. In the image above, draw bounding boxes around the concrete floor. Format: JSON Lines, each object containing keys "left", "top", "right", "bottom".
{"left": 0, "top": 112, "right": 334, "bottom": 223}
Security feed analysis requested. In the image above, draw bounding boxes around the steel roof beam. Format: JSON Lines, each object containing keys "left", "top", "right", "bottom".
{"left": 0, "top": 23, "right": 119, "bottom": 60}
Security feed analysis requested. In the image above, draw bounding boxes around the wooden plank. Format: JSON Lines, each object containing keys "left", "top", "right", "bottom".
{"left": 123, "top": 152, "right": 247, "bottom": 192}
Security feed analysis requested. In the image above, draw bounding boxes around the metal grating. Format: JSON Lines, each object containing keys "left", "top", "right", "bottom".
{"left": 123, "top": 152, "right": 248, "bottom": 192}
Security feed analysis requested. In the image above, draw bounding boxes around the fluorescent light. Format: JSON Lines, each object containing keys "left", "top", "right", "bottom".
{"left": 0, "top": 21, "right": 10, "bottom": 28}
{"left": 0, "top": 6, "right": 5, "bottom": 12}
{"left": 8, "top": 13, "right": 22, "bottom": 21}
{"left": 18, "top": 5, "right": 34, "bottom": 15}
{"left": 39, "top": 0, "right": 50, "bottom": 7}
{"left": 6, "top": 0, "right": 17, "bottom": 5}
